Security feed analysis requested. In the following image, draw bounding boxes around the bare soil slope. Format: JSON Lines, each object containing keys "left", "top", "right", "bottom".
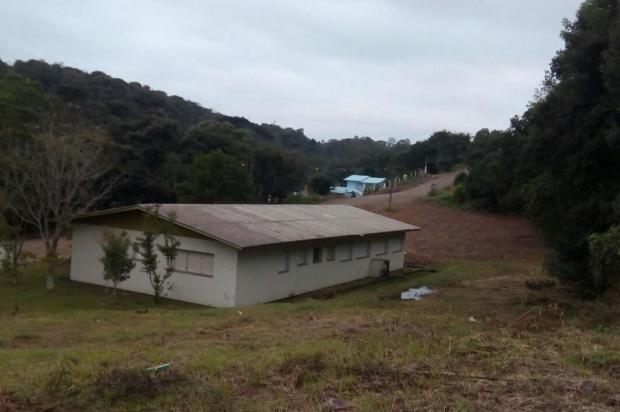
{"left": 328, "top": 173, "right": 545, "bottom": 264}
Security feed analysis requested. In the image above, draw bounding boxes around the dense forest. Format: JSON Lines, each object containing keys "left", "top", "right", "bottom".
{"left": 459, "top": 0, "right": 620, "bottom": 294}
{"left": 0, "top": 59, "right": 469, "bottom": 206}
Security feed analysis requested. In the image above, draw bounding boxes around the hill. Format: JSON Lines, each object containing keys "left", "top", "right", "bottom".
{"left": 0, "top": 59, "right": 470, "bottom": 205}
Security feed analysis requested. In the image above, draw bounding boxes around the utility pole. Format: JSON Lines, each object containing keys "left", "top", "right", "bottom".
{"left": 384, "top": 168, "right": 393, "bottom": 210}
{"left": 388, "top": 178, "right": 393, "bottom": 210}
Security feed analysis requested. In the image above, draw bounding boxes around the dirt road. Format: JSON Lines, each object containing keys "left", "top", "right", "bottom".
{"left": 326, "top": 172, "right": 459, "bottom": 211}
{"left": 328, "top": 172, "right": 544, "bottom": 265}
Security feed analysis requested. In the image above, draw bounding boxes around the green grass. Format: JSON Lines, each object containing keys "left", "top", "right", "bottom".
{"left": 1, "top": 259, "right": 620, "bottom": 410}
{"left": 425, "top": 185, "right": 471, "bottom": 210}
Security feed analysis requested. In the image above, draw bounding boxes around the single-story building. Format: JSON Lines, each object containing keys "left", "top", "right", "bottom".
{"left": 70, "top": 204, "right": 418, "bottom": 307}
{"left": 344, "top": 175, "right": 387, "bottom": 193}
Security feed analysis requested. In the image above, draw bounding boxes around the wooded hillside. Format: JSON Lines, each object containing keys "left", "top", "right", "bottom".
{"left": 0, "top": 59, "right": 470, "bottom": 205}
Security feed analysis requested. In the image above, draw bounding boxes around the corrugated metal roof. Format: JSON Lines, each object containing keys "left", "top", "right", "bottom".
{"left": 363, "top": 177, "right": 386, "bottom": 184}
{"left": 344, "top": 175, "right": 369, "bottom": 182}
{"left": 76, "top": 204, "right": 419, "bottom": 249}
{"left": 343, "top": 175, "right": 386, "bottom": 184}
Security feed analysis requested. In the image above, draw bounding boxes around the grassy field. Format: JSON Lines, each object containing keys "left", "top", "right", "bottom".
{"left": 1, "top": 259, "right": 620, "bottom": 411}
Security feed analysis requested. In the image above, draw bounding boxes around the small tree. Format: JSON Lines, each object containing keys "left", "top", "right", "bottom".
{"left": 309, "top": 176, "right": 332, "bottom": 195}
{"left": 134, "top": 209, "right": 180, "bottom": 304}
{"left": 99, "top": 231, "right": 135, "bottom": 301}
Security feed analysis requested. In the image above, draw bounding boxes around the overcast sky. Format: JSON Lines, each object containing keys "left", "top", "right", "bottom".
{"left": 1, "top": 0, "right": 583, "bottom": 141}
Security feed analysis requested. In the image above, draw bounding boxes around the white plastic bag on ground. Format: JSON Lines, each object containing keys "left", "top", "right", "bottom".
{"left": 400, "top": 286, "right": 434, "bottom": 300}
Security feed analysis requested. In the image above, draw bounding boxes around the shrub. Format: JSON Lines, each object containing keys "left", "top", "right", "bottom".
{"left": 453, "top": 171, "right": 467, "bottom": 186}
{"left": 284, "top": 193, "right": 320, "bottom": 204}
{"left": 588, "top": 225, "right": 620, "bottom": 294}
{"left": 309, "top": 176, "right": 332, "bottom": 195}
{"left": 452, "top": 184, "right": 466, "bottom": 204}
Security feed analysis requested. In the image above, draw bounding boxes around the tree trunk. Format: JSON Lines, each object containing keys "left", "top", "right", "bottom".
{"left": 112, "top": 285, "right": 117, "bottom": 302}
{"left": 45, "top": 246, "right": 58, "bottom": 291}
{"left": 12, "top": 238, "right": 23, "bottom": 285}
{"left": 46, "top": 271, "right": 55, "bottom": 290}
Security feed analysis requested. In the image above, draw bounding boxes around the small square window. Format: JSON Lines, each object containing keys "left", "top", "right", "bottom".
{"left": 325, "top": 246, "right": 335, "bottom": 261}
{"left": 376, "top": 238, "right": 388, "bottom": 256}
{"left": 278, "top": 251, "right": 290, "bottom": 274}
{"left": 174, "top": 250, "right": 214, "bottom": 277}
{"left": 312, "top": 247, "right": 322, "bottom": 264}
{"left": 341, "top": 244, "right": 352, "bottom": 262}
{"left": 356, "top": 241, "right": 370, "bottom": 259}
{"left": 392, "top": 236, "right": 404, "bottom": 253}
{"left": 297, "top": 249, "right": 308, "bottom": 266}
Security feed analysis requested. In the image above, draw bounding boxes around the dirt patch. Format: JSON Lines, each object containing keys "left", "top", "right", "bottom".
{"left": 328, "top": 173, "right": 544, "bottom": 265}
{"left": 396, "top": 202, "right": 544, "bottom": 264}
{"left": 21, "top": 237, "right": 71, "bottom": 259}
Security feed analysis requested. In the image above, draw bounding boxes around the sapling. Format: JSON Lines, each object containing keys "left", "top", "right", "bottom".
{"left": 99, "top": 231, "right": 135, "bottom": 301}
{"left": 134, "top": 208, "right": 180, "bottom": 304}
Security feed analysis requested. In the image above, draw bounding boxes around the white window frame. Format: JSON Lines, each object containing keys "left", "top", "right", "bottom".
{"left": 356, "top": 240, "right": 370, "bottom": 260}
{"left": 174, "top": 249, "right": 214, "bottom": 278}
{"left": 297, "top": 249, "right": 308, "bottom": 266}
{"left": 278, "top": 251, "right": 290, "bottom": 274}
{"left": 392, "top": 236, "right": 404, "bottom": 253}
{"left": 376, "top": 238, "right": 388, "bottom": 256}
{"left": 312, "top": 247, "right": 322, "bottom": 264}
{"left": 341, "top": 244, "right": 352, "bottom": 262}
{"left": 325, "top": 245, "right": 335, "bottom": 262}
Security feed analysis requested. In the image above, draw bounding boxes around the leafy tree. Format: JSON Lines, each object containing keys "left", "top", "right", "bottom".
{"left": 99, "top": 231, "right": 135, "bottom": 301}
{"left": 399, "top": 131, "right": 470, "bottom": 173}
{"left": 0, "top": 70, "right": 49, "bottom": 137}
{"left": 134, "top": 209, "right": 181, "bottom": 304}
{"left": 252, "top": 148, "right": 305, "bottom": 200}
{"left": 461, "top": 0, "right": 620, "bottom": 293}
{"left": 309, "top": 176, "right": 333, "bottom": 195}
{"left": 182, "top": 150, "right": 255, "bottom": 203}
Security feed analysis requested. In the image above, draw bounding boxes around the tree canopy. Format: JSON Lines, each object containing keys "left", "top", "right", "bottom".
{"left": 461, "top": 0, "right": 620, "bottom": 293}
{"left": 0, "top": 58, "right": 473, "bottom": 207}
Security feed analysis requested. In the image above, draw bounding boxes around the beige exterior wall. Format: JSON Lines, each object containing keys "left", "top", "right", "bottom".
{"left": 70, "top": 223, "right": 239, "bottom": 307}
{"left": 234, "top": 233, "right": 406, "bottom": 306}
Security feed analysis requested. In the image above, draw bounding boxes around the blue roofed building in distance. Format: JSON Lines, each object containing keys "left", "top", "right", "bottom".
{"left": 331, "top": 175, "right": 387, "bottom": 197}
